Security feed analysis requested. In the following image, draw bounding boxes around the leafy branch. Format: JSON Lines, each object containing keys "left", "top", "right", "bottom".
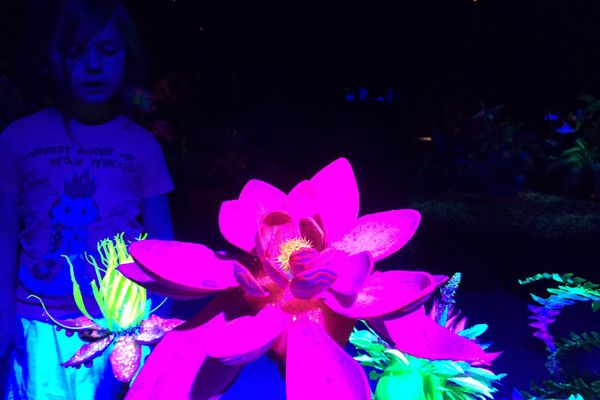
{"left": 519, "top": 273, "right": 600, "bottom": 351}
{"left": 518, "top": 273, "right": 599, "bottom": 399}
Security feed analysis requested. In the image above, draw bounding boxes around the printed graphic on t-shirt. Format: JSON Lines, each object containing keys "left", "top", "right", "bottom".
{"left": 21, "top": 171, "right": 100, "bottom": 297}
{"left": 23, "top": 145, "right": 137, "bottom": 173}
{"left": 19, "top": 144, "right": 140, "bottom": 298}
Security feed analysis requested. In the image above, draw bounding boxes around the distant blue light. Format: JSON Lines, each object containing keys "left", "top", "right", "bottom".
{"left": 358, "top": 86, "right": 368, "bottom": 101}
{"left": 555, "top": 122, "right": 576, "bottom": 135}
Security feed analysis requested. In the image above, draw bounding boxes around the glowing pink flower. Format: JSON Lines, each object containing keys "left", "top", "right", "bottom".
{"left": 120, "top": 158, "right": 492, "bottom": 399}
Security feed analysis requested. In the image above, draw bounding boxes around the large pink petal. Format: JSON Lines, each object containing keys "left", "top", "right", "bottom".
{"left": 327, "top": 250, "right": 373, "bottom": 304}
{"left": 323, "top": 270, "right": 438, "bottom": 319}
{"left": 331, "top": 209, "right": 420, "bottom": 261}
{"left": 239, "top": 179, "right": 287, "bottom": 205}
{"left": 119, "top": 262, "right": 215, "bottom": 300}
{"left": 286, "top": 318, "right": 371, "bottom": 400}
{"left": 233, "top": 262, "right": 268, "bottom": 297}
{"left": 190, "top": 358, "right": 241, "bottom": 399}
{"left": 126, "top": 310, "right": 230, "bottom": 400}
{"left": 61, "top": 333, "right": 115, "bottom": 368}
{"left": 204, "top": 306, "right": 289, "bottom": 365}
{"left": 219, "top": 180, "right": 287, "bottom": 253}
{"left": 369, "top": 307, "right": 494, "bottom": 364}
{"left": 308, "top": 158, "right": 359, "bottom": 243}
{"left": 129, "top": 240, "right": 238, "bottom": 292}
{"left": 285, "top": 180, "right": 319, "bottom": 225}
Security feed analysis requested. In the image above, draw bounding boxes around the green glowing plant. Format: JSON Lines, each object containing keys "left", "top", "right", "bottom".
{"left": 32, "top": 233, "right": 154, "bottom": 332}
{"left": 29, "top": 233, "right": 182, "bottom": 382}
{"left": 76, "top": 233, "right": 150, "bottom": 332}
{"left": 350, "top": 322, "right": 504, "bottom": 400}
{"left": 350, "top": 273, "right": 504, "bottom": 400}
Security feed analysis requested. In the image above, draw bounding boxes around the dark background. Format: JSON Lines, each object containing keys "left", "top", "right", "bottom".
{"left": 3, "top": 0, "right": 600, "bottom": 182}
{"left": 2, "top": 1, "right": 599, "bottom": 398}
{"left": 3, "top": 0, "right": 600, "bottom": 158}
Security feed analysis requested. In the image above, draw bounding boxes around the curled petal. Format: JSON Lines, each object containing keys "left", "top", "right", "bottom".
{"left": 262, "top": 258, "right": 289, "bottom": 288}
{"left": 286, "top": 318, "right": 371, "bottom": 400}
{"left": 299, "top": 216, "right": 326, "bottom": 251}
{"left": 289, "top": 248, "right": 321, "bottom": 275}
{"left": 370, "top": 307, "right": 494, "bottom": 364}
{"left": 290, "top": 268, "right": 337, "bottom": 300}
{"left": 219, "top": 180, "right": 287, "bottom": 253}
{"left": 129, "top": 240, "right": 238, "bottom": 293}
{"left": 110, "top": 335, "right": 142, "bottom": 382}
{"left": 61, "top": 333, "right": 115, "bottom": 368}
{"left": 204, "top": 306, "right": 289, "bottom": 365}
{"left": 255, "top": 211, "right": 296, "bottom": 260}
{"left": 324, "top": 270, "right": 437, "bottom": 319}
{"left": 234, "top": 262, "right": 268, "bottom": 297}
{"left": 134, "top": 315, "right": 185, "bottom": 345}
{"left": 332, "top": 209, "right": 420, "bottom": 261}
{"left": 327, "top": 250, "right": 373, "bottom": 305}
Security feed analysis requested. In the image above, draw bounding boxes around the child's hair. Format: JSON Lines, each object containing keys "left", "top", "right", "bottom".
{"left": 19, "top": 0, "right": 147, "bottom": 111}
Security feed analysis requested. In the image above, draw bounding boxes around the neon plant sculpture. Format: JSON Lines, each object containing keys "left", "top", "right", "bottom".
{"left": 31, "top": 234, "right": 183, "bottom": 382}
{"left": 120, "top": 158, "right": 494, "bottom": 399}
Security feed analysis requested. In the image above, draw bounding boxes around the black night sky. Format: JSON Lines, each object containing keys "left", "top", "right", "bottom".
{"left": 3, "top": 1, "right": 600, "bottom": 126}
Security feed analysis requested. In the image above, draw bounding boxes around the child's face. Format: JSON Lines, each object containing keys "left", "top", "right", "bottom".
{"left": 67, "top": 20, "right": 126, "bottom": 104}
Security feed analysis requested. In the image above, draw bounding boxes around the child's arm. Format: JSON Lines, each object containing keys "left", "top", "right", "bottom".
{"left": 0, "top": 190, "right": 19, "bottom": 358}
{"left": 141, "top": 194, "right": 175, "bottom": 316}
{"left": 142, "top": 194, "right": 174, "bottom": 240}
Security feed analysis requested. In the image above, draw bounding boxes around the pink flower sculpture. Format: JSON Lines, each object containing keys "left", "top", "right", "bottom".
{"left": 120, "top": 158, "right": 492, "bottom": 399}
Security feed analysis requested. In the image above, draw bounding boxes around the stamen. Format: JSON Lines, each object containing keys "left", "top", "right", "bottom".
{"left": 276, "top": 237, "right": 312, "bottom": 272}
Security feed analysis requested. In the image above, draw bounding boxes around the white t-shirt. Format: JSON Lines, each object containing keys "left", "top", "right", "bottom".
{"left": 0, "top": 108, "right": 174, "bottom": 320}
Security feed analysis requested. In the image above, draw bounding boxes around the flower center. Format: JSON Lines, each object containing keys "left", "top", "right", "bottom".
{"left": 276, "top": 237, "right": 312, "bottom": 273}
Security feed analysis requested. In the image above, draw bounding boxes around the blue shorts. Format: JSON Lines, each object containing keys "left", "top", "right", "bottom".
{"left": 4, "top": 318, "right": 120, "bottom": 400}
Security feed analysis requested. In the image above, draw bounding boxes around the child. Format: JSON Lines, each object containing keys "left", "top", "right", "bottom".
{"left": 0, "top": 1, "right": 174, "bottom": 398}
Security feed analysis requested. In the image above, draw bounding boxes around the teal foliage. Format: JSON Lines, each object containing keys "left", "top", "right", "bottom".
{"left": 524, "top": 379, "right": 600, "bottom": 400}
{"left": 518, "top": 273, "right": 600, "bottom": 399}
{"left": 519, "top": 273, "right": 600, "bottom": 352}
{"left": 349, "top": 322, "right": 504, "bottom": 400}
{"left": 559, "top": 138, "right": 600, "bottom": 172}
